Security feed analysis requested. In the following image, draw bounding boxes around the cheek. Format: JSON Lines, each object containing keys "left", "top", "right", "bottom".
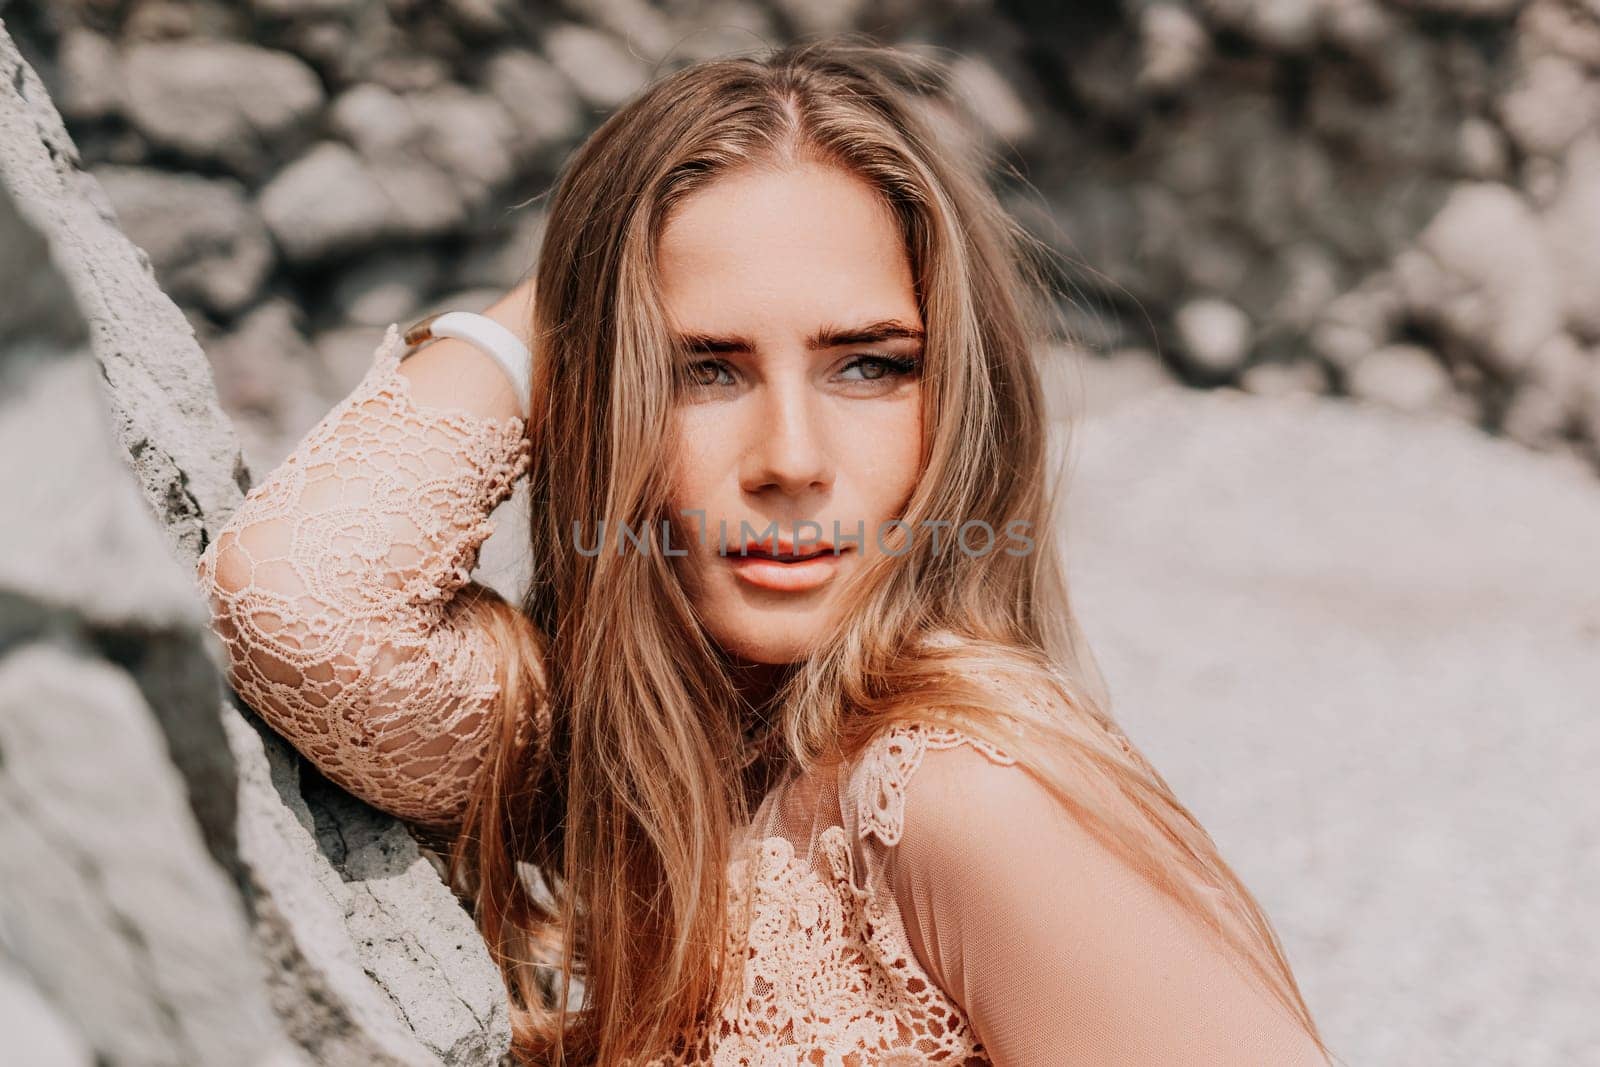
{"left": 666, "top": 410, "right": 732, "bottom": 543}
{"left": 844, "top": 400, "right": 923, "bottom": 518}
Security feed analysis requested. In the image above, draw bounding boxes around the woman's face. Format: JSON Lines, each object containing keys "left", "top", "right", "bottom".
{"left": 658, "top": 161, "right": 925, "bottom": 666}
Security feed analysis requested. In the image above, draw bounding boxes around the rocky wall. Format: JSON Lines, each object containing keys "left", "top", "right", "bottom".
{"left": 0, "top": 22, "right": 516, "bottom": 1065}
{"left": 8, "top": 0, "right": 1600, "bottom": 478}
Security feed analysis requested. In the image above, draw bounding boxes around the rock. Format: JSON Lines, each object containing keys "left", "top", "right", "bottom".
{"left": 1540, "top": 132, "right": 1600, "bottom": 340}
{"left": 1136, "top": 3, "right": 1210, "bottom": 93}
{"left": 1309, "top": 274, "right": 1404, "bottom": 371}
{"left": 123, "top": 40, "right": 323, "bottom": 178}
{"left": 770, "top": 0, "right": 868, "bottom": 36}
{"left": 314, "top": 323, "right": 394, "bottom": 398}
{"left": 1270, "top": 243, "right": 1342, "bottom": 330}
{"left": 1521, "top": 0, "right": 1600, "bottom": 67}
{"left": 1394, "top": 182, "right": 1561, "bottom": 379}
{"left": 0, "top": 951, "right": 96, "bottom": 1065}
{"left": 487, "top": 49, "right": 584, "bottom": 158}
{"left": 541, "top": 22, "right": 651, "bottom": 110}
{"left": 258, "top": 142, "right": 392, "bottom": 263}
{"left": 1389, "top": 0, "right": 1525, "bottom": 15}
{"left": 1455, "top": 116, "right": 1511, "bottom": 181}
{"left": 0, "top": 46, "right": 297, "bottom": 1062}
{"left": 406, "top": 87, "right": 518, "bottom": 210}
{"left": 329, "top": 82, "right": 416, "bottom": 159}
{"left": 567, "top": 0, "right": 680, "bottom": 60}
{"left": 330, "top": 83, "right": 516, "bottom": 232}
{"left": 1501, "top": 332, "right": 1592, "bottom": 449}
{"left": 1347, "top": 342, "right": 1455, "bottom": 413}
{"left": 370, "top": 162, "right": 472, "bottom": 238}
{"left": 1174, "top": 296, "right": 1253, "bottom": 376}
{"left": 94, "top": 165, "right": 273, "bottom": 316}
{"left": 666, "top": 1, "right": 779, "bottom": 62}
{"left": 1580, "top": 349, "right": 1600, "bottom": 455}
{"left": 1201, "top": 0, "right": 1321, "bottom": 51}
{"left": 1320, "top": 0, "right": 1396, "bottom": 51}
{"left": 949, "top": 54, "right": 1034, "bottom": 148}
{"left": 200, "top": 299, "right": 354, "bottom": 479}
{"left": 456, "top": 207, "right": 546, "bottom": 291}
{"left": 332, "top": 251, "right": 440, "bottom": 329}
{"left": 1496, "top": 53, "right": 1600, "bottom": 159}
{"left": 54, "top": 29, "right": 124, "bottom": 123}
{"left": 1240, "top": 359, "right": 1330, "bottom": 398}
{"left": 0, "top": 25, "right": 513, "bottom": 1063}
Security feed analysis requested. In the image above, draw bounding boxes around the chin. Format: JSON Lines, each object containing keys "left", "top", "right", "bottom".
{"left": 708, "top": 605, "right": 833, "bottom": 666}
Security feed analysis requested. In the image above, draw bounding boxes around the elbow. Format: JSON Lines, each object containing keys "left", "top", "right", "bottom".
{"left": 197, "top": 532, "right": 249, "bottom": 603}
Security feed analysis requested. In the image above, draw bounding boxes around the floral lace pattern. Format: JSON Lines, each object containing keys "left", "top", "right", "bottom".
{"left": 639, "top": 721, "right": 1016, "bottom": 1066}
{"left": 854, "top": 722, "right": 1018, "bottom": 849}
{"left": 194, "top": 324, "right": 535, "bottom": 830}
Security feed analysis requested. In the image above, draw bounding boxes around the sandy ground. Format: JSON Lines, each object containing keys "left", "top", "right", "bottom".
{"left": 1062, "top": 370, "right": 1600, "bottom": 1066}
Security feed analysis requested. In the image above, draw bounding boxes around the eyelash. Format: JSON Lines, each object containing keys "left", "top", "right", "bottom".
{"left": 680, "top": 354, "right": 922, "bottom": 388}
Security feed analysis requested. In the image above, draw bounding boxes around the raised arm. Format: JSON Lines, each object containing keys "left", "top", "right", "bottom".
{"left": 194, "top": 285, "right": 545, "bottom": 834}
{"left": 883, "top": 740, "right": 1331, "bottom": 1066}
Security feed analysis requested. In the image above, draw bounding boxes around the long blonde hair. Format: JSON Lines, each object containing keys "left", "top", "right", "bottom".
{"left": 445, "top": 35, "right": 1329, "bottom": 1065}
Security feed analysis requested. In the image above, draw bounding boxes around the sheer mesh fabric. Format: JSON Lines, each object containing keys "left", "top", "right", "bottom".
{"left": 882, "top": 737, "right": 1332, "bottom": 1066}
{"left": 193, "top": 326, "right": 1325, "bottom": 1063}
{"left": 193, "top": 323, "right": 535, "bottom": 831}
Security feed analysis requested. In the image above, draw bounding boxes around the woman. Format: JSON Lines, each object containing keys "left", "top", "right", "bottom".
{"left": 195, "top": 36, "right": 1333, "bottom": 1066}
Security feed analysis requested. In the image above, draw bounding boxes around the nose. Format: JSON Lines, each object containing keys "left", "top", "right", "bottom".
{"left": 740, "top": 370, "right": 832, "bottom": 498}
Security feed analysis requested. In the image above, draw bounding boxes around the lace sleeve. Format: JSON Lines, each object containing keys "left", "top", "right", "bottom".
{"left": 193, "top": 323, "right": 540, "bottom": 833}
{"left": 881, "top": 741, "right": 1330, "bottom": 1066}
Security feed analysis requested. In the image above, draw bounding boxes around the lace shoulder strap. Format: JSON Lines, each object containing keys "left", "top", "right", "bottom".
{"left": 849, "top": 720, "right": 1018, "bottom": 849}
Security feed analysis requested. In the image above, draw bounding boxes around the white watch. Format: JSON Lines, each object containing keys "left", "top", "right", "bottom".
{"left": 402, "top": 310, "right": 533, "bottom": 420}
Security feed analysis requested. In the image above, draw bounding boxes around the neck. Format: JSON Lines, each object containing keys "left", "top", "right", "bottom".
{"left": 728, "top": 658, "right": 785, "bottom": 708}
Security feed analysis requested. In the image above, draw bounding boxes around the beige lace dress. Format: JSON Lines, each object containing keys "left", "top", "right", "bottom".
{"left": 194, "top": 325, "right": 1328, "bottom": 1066}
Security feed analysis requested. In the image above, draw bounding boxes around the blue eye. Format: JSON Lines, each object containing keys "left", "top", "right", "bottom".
{"left": 681, "top": 359, "right": 735, "bottom": 387}
{"left": 840, "top": 354, "right": 921, "bottom": 381}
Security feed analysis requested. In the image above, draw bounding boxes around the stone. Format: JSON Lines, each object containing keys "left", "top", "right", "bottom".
{"left": 1240, "top": 359, "right": 1330, "bottom": 398}
{"left": 0, "top": 25, "right": 514, "bottom": 1063}
{"left": 330, "top": 83, "right": 516, "bottom": 231}
{"left": 1455, "top": 116, "right": 1510, "bottom": 181}
{"left": 204, "top": 300, "right": 346, "bottom": 480}
{"left": 487, "top": 49, "right": 584, "bottom": 158}
{"left": 0, "top": 49, "right": 296, "bottom": 1062}
{"left": 770, "top": 0, "right": 868, "bottom": 37}
{"left": 541, "top": 22, "right": 650, "bottom": 110}
{"left": 1540, "top": 133, "right": 1600, "bottom": 340}
{"left": 1394, "top": 182, "right": 1561, "bottom": 378}
{"left": 123, "top": 40, "right": 324, "bottom": 178}
{"left": 332, "top": 251, "right": 440, "bottom": 330}
{"left": 258, "top": 142, "right": 392, "bottom": 263}
{"left": 1136, "top": 3, "right": 1210, "bottom": 93}
{"left": 54, "top": 29, "right": 124, "bottom": 123}
{"left": 1174, "top": 296, "right": 1254, "bottom": 376}
{"left": 949, "top": 54, "right": 1034, "bottom": 148}
{"left": 1496, "top": 53, "right": 1600, "bottom": 159}
{"left": 1347, "top": 342, "right": 1454, "bottom": 414}
{"left": 94, "top": 165, "right": 273, "bottom": 317}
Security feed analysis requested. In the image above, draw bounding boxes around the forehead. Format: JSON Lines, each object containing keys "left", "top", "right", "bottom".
{"left": 656, "top": 162, "right": 920, "bottom": 334}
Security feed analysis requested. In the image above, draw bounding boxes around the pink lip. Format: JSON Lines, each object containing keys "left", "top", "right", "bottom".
{"left": 724, "top": 544, "right": 852, "bottom": 592}
{"left": 733, "top": 535, "right": 838, "bottom": 558}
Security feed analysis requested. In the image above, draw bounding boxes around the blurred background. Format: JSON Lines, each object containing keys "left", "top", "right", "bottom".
{"left": 9, "top": 0, "right": 1600, "bottom": 477}
{"left": 2, "top": 2, "right": 1598, "bottom": 1065}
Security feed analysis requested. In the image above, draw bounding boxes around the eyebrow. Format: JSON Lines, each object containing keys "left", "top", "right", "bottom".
{"left": 674, "top": 319, "right": 926, "bottom": 354}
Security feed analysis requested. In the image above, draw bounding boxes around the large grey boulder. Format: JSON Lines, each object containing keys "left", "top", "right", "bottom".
{"left": 0, "top": 21, "right": 511, "bottom": 1066}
